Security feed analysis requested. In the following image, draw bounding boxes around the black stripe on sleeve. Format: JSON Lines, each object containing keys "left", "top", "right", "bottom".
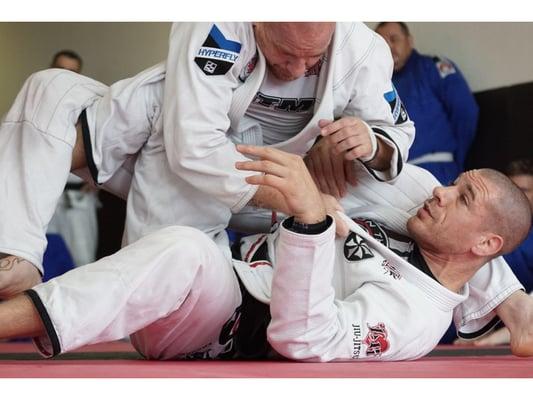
{"left": 79, "top": 109, "right": 99, "bottom": 184}
{"left": 457, "top": 316, "right": 503, "bottom": 340}
{"left": 25, "top": 289, "right": 61, "bottom": 357}
{"left": 361, "top": 128, "right": 403, "bottom": 181}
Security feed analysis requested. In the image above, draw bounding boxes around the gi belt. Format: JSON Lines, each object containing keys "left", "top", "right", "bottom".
{"left": 409, "top": 152, "right": 454, "bottom": 165}
{"left": 65, "top": 182, "right": 85, "bottom": 191}
{"left": 233, "top": 275, "right": 272, "bottom": 359}
{"left": 230, "top": 237, "right": 272, "bottom": 359}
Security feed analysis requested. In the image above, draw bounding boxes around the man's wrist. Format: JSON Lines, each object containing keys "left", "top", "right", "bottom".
{"left": 364, "top": 137, "right": 393, "bottom": 171}
{"left": 283, "top": 216, "right": 332, "bottom": 235}
{"left": 358, "top": 123, "right": 378, "bottom": 163}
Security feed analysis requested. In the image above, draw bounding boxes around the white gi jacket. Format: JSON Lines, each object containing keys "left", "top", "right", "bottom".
{"left": 159, "top": 22, "right": 415, "bottom": 237}
{"left": 234, "top": 214, "right": 467, "bottom": 362}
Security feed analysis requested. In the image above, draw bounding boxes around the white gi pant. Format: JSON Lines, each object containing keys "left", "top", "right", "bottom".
{"left": 0, "top": 65, "right": 162, "bottom": 272}
{"left": 29, "top": 226, "right": 241, "bottom": 359}
{"left": 0, "top": 65, "right": 523, "bottom": 340}
{"left": 0, "top": 69, "right": 106, "bottom": 271}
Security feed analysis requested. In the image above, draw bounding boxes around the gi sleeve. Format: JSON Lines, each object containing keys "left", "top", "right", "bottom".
{"left": 267, "top": 216, "right": 444, "bottom": 362}
{"left": 342, "top": 35, "right": 415, "bottom": 182}
{"left": 163, "top": 22, "right": 258, "bottom": 213}
{"left": 430, "top": 57, "right": 479, "bottom": 170}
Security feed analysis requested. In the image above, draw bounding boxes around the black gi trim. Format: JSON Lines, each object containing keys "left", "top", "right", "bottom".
{"left": 231, "top": 234, "right": 273, "bottom": 359}
{"left": 79, "top": 109, "right": 99, "bottom": 184}
{"left": 25, "top": 289, "right": 61, "bottom": 357}
{"left": 457, "top": 315, "right": 503, "bottom": 340}
{"left": 360, "top": 128, "right": 403, "bottom": 182}
{"left": 408, "top": 244, "right": 439, "bottom": 282}
{"left": 65, "top": 182, "right": 85, "bottom": 191}
{"left": 233, "top": 276, "right": 272, "bottom": 359}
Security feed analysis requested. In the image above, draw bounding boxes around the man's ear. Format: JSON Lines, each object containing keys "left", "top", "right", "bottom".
{"left": 471, "top": 233, "right": 504, "bottom": 257}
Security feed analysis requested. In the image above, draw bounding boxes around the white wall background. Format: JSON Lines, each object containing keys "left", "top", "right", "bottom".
{"left": 0, "top": 22, "right": 171, "bottom": 116}
{"left": 1, "top": 22, "right": 533, "bottom": 115}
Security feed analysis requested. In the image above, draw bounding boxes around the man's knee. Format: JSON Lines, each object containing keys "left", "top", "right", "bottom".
{"left": 0, "top": 256, "right": 42, "bottom": 299}
{"left": 152, "top": 226, "right": 217, "bottom": 258}
{"left": 140, "top": 226, "right": 227, "bottom": 282}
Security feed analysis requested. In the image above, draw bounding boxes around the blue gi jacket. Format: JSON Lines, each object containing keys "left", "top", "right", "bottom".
{"left": 393, "top": 50, "right": 479, "bottom": 184}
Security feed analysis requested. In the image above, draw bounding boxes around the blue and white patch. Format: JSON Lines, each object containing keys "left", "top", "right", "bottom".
{"left": 384, "top": 86, "right": 408, "bottom": 124}
{"left": 195, "top": 24, "right": 242, "bottom": 76}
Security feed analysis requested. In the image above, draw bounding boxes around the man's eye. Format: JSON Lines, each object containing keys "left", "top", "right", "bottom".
{"left": 461, "top": 195, "right": 468, "bottom": 205}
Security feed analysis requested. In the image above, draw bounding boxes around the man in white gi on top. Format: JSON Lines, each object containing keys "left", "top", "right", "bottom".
{"left": 0, "top": 22, "right": 532, "bottom": 356}
{"left": 0, "top": 145, "right": 530, "bottom": 361}
{"left": 0, "top": 22, "right": 411, "bottom": 293}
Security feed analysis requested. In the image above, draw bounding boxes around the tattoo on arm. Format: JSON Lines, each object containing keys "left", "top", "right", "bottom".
{"left": 0, "top": 257, "right": 25, "bottom": 271}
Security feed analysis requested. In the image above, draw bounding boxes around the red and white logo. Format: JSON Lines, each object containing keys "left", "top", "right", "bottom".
{"left": 363, "top": 322, "right": 390, "bottom": 357}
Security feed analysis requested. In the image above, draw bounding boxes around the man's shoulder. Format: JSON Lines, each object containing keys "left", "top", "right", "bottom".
{"left": 332, "top": 23, "right": 392, "bottom": 79}
{"left": 333, "top": 23, "right": 378, "bottom": 55}
{"left": 417, "top": 52, "right": 458, "bottom": 79}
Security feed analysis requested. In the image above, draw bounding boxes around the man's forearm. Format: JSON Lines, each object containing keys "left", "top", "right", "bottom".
{"left": 248, "top": 185, "right": 291, "bottom": 214}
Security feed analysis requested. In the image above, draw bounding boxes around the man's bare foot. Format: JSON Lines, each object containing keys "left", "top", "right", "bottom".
{"left": 509, "top": 299, "right": 533, "bottom": 357}
{"left": 495, "top": 291, "right": 533, "bottom": 357}
{"left": 0, "top": 256, "right": 42, "bottom": 299}
{"left": 476, "top": 327, "right": 511, "bottom": 346}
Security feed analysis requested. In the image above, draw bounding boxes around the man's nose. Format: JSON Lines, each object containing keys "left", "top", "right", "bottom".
{"left": 432, "top": 186, "right": 449, "bottom": 205}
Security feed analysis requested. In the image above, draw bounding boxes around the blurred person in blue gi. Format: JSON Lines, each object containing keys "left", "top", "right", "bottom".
{"left": 376, "top": 22, "right": 479, "bottom": 185}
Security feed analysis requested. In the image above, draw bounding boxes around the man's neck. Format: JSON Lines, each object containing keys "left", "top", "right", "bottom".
{"left": 417, "top": 248, "right": 483, "bottom": 293}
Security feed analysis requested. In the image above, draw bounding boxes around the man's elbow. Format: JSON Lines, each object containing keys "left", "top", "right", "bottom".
{"left": 267, "top": 325, "right": 334, "bottom": 362}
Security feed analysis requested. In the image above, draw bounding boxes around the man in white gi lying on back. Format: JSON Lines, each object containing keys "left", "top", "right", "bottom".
{"left": 1, "top": 23, "right": 533, "bottom": 355}
{"left": 0, "top": 145, "right": 530, "bottom": 361}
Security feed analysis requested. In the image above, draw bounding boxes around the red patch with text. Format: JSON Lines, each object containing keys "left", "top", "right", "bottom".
{"left": 363, "top": 322, "right": 390, "bottom": 357}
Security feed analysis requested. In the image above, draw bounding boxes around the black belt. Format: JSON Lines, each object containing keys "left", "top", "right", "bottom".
{"left": 231, "top": 237, "right": 272, "bottom": 359}
{"left": 65, "top": 182, "right": 85, "bottom": 191}
{"left": 233, "top": 275, "right": 272, "bottom": 359}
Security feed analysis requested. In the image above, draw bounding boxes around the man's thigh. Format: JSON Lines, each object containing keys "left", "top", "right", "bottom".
{"left": 129, "top": 229, "right": 242, "bottom": 360}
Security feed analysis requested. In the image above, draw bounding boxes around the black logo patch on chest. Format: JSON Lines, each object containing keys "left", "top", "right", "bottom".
{"left": 344, "top": 232, "right": 374, "bottom": 261}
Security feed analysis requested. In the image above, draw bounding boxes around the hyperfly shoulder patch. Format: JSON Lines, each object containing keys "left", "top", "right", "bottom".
{"left": 383, "top": 85, "right": 409, "bottom": 124}
{"left": 195, "top": 24, "right": 242, "bottom": 76}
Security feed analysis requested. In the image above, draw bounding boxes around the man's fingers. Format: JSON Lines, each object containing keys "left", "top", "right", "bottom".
{"left": 236, "top": 159, "right": 287, "bottom": 177}
{"left": 330, "top": 151, "right": 347, "bottom": 197}
{"left": 307, "top": 153, "right": 330, "bottom": 195}
{"left": 245, "top": 173, "right": 286, "bottom": 191}
{"left": 344, "top": 144, "right": 370, "bottom": 161}
{"left": 320, "top": 118, "right": 352, "bottom": 137}
{"left": 318, "top": 119, "right": 332, "bottom": 129}
{"left": 236, "top": 144, "right": 294, "bottom": 165}
{"left": 344, "top": 159, "right": 358, "bottom": 187}
{"left": 318, "top": 148, "right": 341, "bottom": 198}
{"left": 306, "top": 157, "right": 330, "bottom": 195}
{"left": 304, "top": 157, "right": 319, "bottom": 185}
{"left": 333, "top": 135, "right": 370, "bottom": 153}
